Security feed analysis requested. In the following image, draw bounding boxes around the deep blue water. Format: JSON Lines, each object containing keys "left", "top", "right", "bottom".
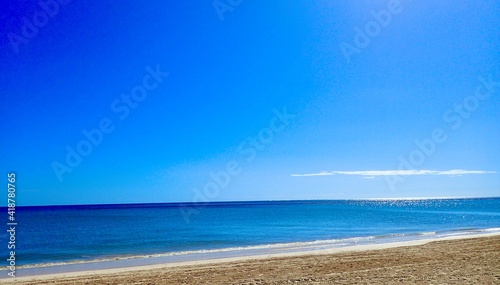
{"left": 1, "top": 198, "right": 499, "bottom": 267}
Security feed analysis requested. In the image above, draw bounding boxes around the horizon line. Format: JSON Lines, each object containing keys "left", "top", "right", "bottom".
{"left": 4, "top": 195, "right": 500, "bottom": 208}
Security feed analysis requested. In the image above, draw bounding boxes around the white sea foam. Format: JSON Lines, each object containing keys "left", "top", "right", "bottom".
{"left": 484, "top": 227, "right": 500, "bottom": 232}
{"left": 418, "top": 232, "right": 436, "bottom": 236}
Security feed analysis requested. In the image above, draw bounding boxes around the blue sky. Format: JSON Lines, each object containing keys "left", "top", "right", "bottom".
{"left": 1, "top": 0, "right": 499, "bottom": 206}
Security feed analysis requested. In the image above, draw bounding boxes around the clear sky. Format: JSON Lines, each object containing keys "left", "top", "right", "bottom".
{"left": 1, "top": 0, "right": 499, "bottom": 206}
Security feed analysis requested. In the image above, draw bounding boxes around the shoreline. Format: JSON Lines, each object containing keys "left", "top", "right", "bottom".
{"left": 4, "top": 231, "right": 500, "bottom": 283}
{"left": 7, "top": 227, "right": 500, "bottom": 272}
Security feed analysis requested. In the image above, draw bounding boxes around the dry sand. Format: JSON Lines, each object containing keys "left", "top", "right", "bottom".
{"left": 6, "top": 234, "right": 500, "bottom": 284}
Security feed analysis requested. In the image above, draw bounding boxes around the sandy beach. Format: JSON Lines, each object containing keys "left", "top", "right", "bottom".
{"left": 5, "top": 234, "right": 499, "bottom": 284}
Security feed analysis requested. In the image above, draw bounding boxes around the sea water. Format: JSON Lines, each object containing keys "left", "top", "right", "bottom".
{"left": 1, "top": 198, "right": 499, "bottom": 276}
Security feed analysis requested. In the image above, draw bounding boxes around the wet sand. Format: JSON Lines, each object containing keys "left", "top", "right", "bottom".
{"left": 6, "top": 234, "right": 500, "bottom": 284}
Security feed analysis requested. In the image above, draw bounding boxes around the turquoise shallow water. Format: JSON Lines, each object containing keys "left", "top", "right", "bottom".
{"left": 1, "top": 198, "right": 499, "bottom": 271}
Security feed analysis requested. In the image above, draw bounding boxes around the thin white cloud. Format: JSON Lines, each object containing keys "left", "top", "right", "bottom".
{"left": 436, "top": 169, "right": 495, "bottom": 175}
{"left": 291, "top": 169, "right": 496, "bottom": 177}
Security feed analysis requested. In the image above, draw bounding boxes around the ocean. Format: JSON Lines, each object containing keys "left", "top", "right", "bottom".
{"left": 2, "top": 198, "right": 499, "bottom": 276}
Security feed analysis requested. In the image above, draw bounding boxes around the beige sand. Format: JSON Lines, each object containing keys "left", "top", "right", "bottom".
{"left": 5, "top": 234, "right": 500, "bottom": 284}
